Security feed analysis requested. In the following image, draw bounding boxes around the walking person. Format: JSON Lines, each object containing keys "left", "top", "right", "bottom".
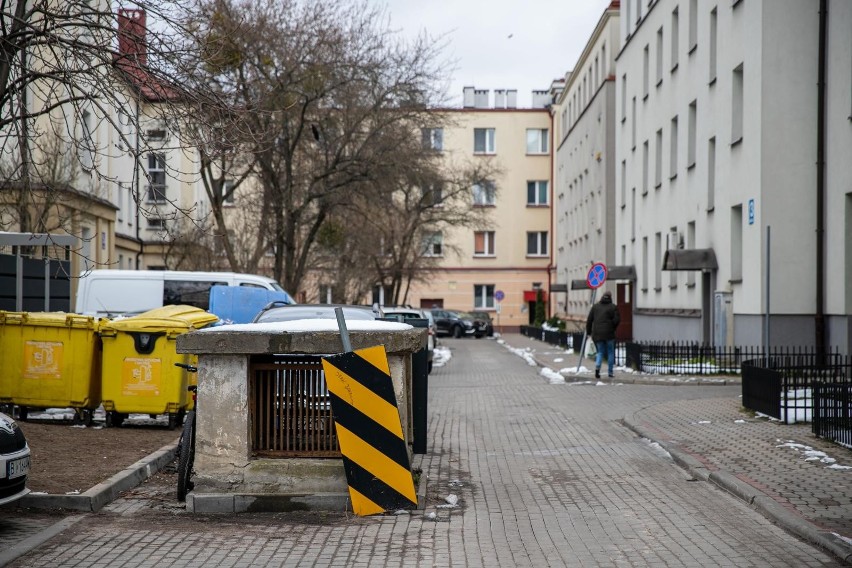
{"left": 586, "top": 291, "right": 620, "bottom": 378}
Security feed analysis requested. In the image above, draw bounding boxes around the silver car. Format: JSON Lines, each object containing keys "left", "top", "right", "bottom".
{"left": 0, "top": 411, "right": 31, "bottom": 506}
{"left": 381, "top": 307, "right": 437, "bottom": 373}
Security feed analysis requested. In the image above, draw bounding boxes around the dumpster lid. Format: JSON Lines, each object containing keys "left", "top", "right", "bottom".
{"left": 101, "top": 305, "right": 218, "bottom": 333}
{"left": 0, "top": 311, "right": 98, "bottom": 329}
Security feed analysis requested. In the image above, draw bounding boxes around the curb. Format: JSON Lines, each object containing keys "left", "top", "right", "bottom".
{"left": 623, "top": 413, "right": 852, "bottom": 565}
{"left": 20, "top": 440, "right": 179, "bottom": 512}
{"left": 0, "top": 514, "right": 87, "bottom": 568}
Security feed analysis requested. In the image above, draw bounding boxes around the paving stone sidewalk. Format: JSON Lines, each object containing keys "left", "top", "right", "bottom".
{"left": 499, "top": 332, "right": 852, "bottom": 563}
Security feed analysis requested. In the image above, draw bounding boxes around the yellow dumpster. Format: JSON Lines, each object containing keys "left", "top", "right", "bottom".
{"left": 0, "top": 311, "right": 102, "bottom": 425}
{"left": 98, "top": 305, "right": 218, "bottom": 429}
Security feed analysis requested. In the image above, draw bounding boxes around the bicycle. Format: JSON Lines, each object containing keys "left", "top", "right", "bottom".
{"left": 174, "top": 362, "right": 198, "bottom": 502}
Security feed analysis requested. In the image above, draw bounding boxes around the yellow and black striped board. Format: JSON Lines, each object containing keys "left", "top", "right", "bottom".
{"left": 321, "top": 345, "right": 417, "bottom": 516}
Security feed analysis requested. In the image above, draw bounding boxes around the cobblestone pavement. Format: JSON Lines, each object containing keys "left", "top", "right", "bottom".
{"left": 4, "top": 337, "right": 848, "bottom": 567}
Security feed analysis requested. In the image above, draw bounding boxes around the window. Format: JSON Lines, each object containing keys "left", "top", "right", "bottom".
{"left": 655, "top": 232, "right": 662, "bottom": 290}
{"left": 526, "top": 128, "right": 549, "bottom": 154}
{"left": 621, "top": 74, "right": 627, "bottom": 121}
{"left": 146, "top": 153, "right": 166, "bottom": 202}
{"left": 688, "top": 101, "right": 697, "bottom": 167}
{"left": 472, "top": 181, "right": 496, "bottom": 206}
{"left": 421, "top": 127, "right": 443, "bottom": 151}
{"left": 147, "top": 217, "right": 166, "bottom": 230}
{"left": 526, "top": 231, "right": 548, "bottom": 256}
{"left": 80, "top": 110, "right": 94, "bottom": 170}
{"left": 688, "top": 0, "right": 698, "bottom": 52}
{"left": 526, "top": 181, "right": 548, "bottom": 205}
{"left": 707, "top": 137, "right": 716, "bottom": 211}
{"left": 687, "top": 221, "right": 696, "bottom": 286}
{"left": 319, "top": 284, "right": 333, "bottom": 304}
{"left": 670, "top": 116, "right": 678, "bottom": 179}
{"left": 731, "top": 205, "right": 743, "bottom": 280}
{"left": 668, "top": 227, "right": 678, "bottom": 288}
{"left": 474, "top": 231, "right": 495, "bottom": 256}
{"left": 643, "top": 44, "right": 650, "bottom": 98}
{"left": 732, "top": 64, "right": 744, "bottom": 144}
{"left": 223, "top": 180, "right": 236, "bottom": 205}
{"left": 620, "top": 160, "right": 627, "bottom": 205}
{"left": 474, "top": 128, "right": 495, "bottom": 154}
{"left": 631, "top": 188, "right": 637, "bottom": 240}
{"left": 642, "top": 139, "right": 649, "bottom": 194}
{"left": 117, "top": 182, "right": 124, "bottom": 222}
{"left": 164, "top": 280, "right": 226, "bottom": 310}
{"left": 656, "top": 28, "right": 663, "bottom": 86}
{"left": 709, "top": 8, "right": 718, "bottom": 83}
{"left": 421, "top": 231, "right": 443, "bottom": 257}
{"left": 641, "top": 236, "right": 649, "bottom": 291}
{"left": 422, "top": 182, "right": 443, "bottom": 206}
{"left": 631, "top": 97, "right": 637, "bottom": 149}
{"left": 671, "top": 7, "right": 679, "bottom": 70}
{"left": 474, "top": 284, "right": 495, "bottom": 309}
{"left": 654, "top": 130, "right": 662, "bottom": 188}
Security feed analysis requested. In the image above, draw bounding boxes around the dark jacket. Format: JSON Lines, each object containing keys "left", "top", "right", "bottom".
{"left": 586, "top": 295, "right": 620, "bottom": 342}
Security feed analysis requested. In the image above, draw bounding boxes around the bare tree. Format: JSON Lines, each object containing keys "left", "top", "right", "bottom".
{"left": 0, "top": 0, "right": 217, "bottom": 236}
{"left": 188, "top": 0, "right": 454, "bottom": 294}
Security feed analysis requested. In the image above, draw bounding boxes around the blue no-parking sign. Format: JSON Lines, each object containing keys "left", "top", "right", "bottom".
{"left": 586, "top": 263, "right": 608, "bottom": 289}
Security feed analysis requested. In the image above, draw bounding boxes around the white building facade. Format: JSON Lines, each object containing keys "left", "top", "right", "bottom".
{"left": 615, "top": 0, "right": 851, "bottom": 351}
{"left": 552, "top": 3, "right": 625, "bottom": 332}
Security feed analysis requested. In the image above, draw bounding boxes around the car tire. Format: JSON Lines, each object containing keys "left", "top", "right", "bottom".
{"left": 452, "top": 325, "right": 463, "bottom": 338}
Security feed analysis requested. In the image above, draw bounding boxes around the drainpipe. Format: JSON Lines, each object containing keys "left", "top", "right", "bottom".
{"left": 546, "top": 108, "right": 555, "bottom": 320}
{"left": 815, "top": 0, "right": 827, "bottom": 355}
{"left": 134, "top": 97, "right": 143, "bottom": 270}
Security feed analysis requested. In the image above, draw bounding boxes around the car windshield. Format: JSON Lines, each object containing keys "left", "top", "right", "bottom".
{"left": 254, "top": 305, "right": 377, "bottom": 323}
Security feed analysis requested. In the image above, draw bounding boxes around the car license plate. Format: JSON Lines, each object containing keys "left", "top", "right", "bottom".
{"left": 7, "top": 456, "right": 30, "bottom": 479}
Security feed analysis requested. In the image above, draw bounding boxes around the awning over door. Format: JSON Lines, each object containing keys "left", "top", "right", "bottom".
{"left": 663, "top": 248, "right": 718, "bottom": 271}
{"left": 569, "top": 265, "right": 637, "bottom": 290}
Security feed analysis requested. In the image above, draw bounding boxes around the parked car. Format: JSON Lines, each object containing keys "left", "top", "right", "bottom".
{"left": 430, "top": 309, "right": 488, "bottom": 338}
{"left": 0, "top": 411, "right": 30, "bottom": 506}
{"left": 253, "top": 303, "right": 382, "bottom": 323}
{"left": 469, "top": 311, "right": 495, "bottom": 337}
{"left": 381, "top": 307, "right": 437, "bottom": 373}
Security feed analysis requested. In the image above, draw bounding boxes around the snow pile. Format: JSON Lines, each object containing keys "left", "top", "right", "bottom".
{"left": 432, "top": 346, "right": 452, "bottom": 368}
{"left": 540, "top": 367, "right": 565, "bottom": 384}
{"left": 776, "top": 439, "right": 852, "bottom": 469}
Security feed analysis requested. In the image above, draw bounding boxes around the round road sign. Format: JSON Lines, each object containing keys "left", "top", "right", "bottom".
{"left": 494, "top": 290, "right": 505, "bottom": 302}
{"left": 586, "top": 263, "right": 608, "bottom": 289}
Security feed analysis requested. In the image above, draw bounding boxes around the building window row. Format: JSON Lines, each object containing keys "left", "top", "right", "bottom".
{"left": 471, "top": 127, "right": 550, "bottom": 156}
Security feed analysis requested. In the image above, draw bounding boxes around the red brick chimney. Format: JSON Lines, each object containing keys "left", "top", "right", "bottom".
{"left": 117, "top": 9, "right": 147, "bottom": 66}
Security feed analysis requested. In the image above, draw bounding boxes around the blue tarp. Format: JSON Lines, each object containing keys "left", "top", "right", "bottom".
{"left": 208, "top": 286, "right": 294, "bottom": 324}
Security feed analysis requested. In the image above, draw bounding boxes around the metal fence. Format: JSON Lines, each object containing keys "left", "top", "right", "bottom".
{"left": 518, "top": 325, "right": 628, "bottom": 366}
{"left": 742, "top": 353, "right": 852, "bottom": 444}
{"left": 626, "top": 342, "right": 773, "bottom": 375}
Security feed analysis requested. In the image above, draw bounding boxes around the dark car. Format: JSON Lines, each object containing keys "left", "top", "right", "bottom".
{"left": 0, "top": 411, "right": 30, "bottom": 506}
{"left": 430, "top": 309, "right": 488, "bottom": 339}
{"left": 253, "top": 303, "right": 382, "bottom": 323}
{"left": 469, "top": 311, "right": 495, "bottom": 337}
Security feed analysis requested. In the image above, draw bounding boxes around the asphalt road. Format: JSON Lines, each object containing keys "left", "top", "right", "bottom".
{"left": 2, "top": 337, "right": 844, "bottom": 567}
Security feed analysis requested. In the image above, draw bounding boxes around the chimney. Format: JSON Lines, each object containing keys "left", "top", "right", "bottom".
{"left": 506, "top": 90, "right": 518, "bottom": 108}
{"left": 531, "top": 89, "right": 551, "bottom": 108}
{"left": 463, "top": 86, "right": 475, "bottom": 108}
{"left": 474, "top": 89, "right": 489, "bottom": 109}
{"left": 117, "top": 9, "right": 147, "bottom": 66}
{"left": 494, "top": 89, "right": 506, "bottom": 109}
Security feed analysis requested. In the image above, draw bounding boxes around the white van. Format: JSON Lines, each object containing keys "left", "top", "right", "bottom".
{"left": 75, "top": 269, "right": 292, "bottom": 318}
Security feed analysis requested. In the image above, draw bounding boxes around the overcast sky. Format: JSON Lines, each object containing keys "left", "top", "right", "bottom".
{"left": 378, "top": 0, "right": 614, "bottom": 108}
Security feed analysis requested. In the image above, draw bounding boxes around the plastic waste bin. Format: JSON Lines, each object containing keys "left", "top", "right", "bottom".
{"left": 98, "top": 305, "right": 218, "bottom": 429}
{"left": 0, "top": 311, "right": 102, "bottom": 425}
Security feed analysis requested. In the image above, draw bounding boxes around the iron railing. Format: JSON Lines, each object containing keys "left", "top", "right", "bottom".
{"left": 249, "top": 355, "right": 341, "bottom": 458}
{"left": 519, "top": 325, "right": 628, "bottom": 366}
{"left": 814, "top": 382, "right": 852, "bottom": 447}
{"left": 742, "top": 354, "right": 852, "bottom": 444}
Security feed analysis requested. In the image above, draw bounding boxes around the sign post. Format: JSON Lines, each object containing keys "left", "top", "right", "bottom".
{"left": 577, "top": 263, "right": 608, "bottom": 373}
{"left": 494, "top": 290, "right": 504, "bottom": 334}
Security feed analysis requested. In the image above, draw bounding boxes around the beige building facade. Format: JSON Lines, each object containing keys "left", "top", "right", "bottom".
{"left": 404, "top": 88, "right": 554, "bottom": 331}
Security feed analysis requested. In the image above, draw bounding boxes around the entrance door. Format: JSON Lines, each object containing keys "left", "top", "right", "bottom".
{"left": 420, "top": 298, "right": 443, "bottom": 309}
{"left": 615, "top": 283, "right": 633, "bottom": 341}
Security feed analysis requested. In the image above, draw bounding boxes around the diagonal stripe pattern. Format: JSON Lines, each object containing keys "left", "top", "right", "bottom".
{"left": 321, "top": 345, "right": 417, "bottom": 516}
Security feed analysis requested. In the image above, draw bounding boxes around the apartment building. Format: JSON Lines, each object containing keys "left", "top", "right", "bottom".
{"left": 0, "top": 7, "right": 211, "bottom": 298}
{"left": 551, "top": 2, "right": 627, "bottom": 335}
{"left": 615, "top": 0, "right": 851, "bottom": 351}
{"left": 404, "top": 88, "right": 553, "bottom": 331}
